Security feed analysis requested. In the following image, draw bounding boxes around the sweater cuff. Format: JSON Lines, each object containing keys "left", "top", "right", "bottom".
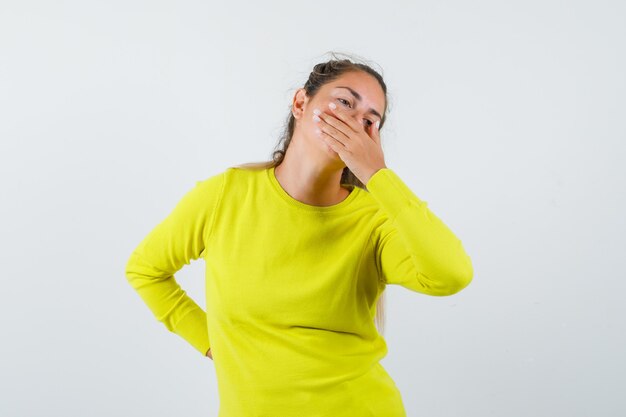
{"left": 365, "top": 168, "right": 426, "bottom": 221}
{"left": 172, "top": 307, "right": 211, "bottom": 357}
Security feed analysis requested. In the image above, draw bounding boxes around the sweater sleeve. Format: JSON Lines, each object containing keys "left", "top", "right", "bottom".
{"left": 124, "top": 171, "right": 225, "bottom": 356}
{"left": 366, "top": 168, "right": 473, "bottom": 296}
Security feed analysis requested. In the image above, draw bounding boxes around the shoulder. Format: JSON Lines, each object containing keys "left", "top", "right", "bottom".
{"left": 194, "top": 164, "right": 269, "bottom": 200}
{"left": 193, "top": 169, "right": 227, "bottom": 195}
{"left": 196, "top": 164, "right": 261, "bottom": 184}
{"left": 225, "top": 162, "right": 276, "bottom": 185}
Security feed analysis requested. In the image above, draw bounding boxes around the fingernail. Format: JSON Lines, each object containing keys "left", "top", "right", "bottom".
{"left": 328, "top": 102, "right": 336, "bottom": 109}
{"left": 375, "top": 120, "right": 380, "bottom": 129}
{"left": 313, "top": 108, "right": 321, "bottom": 115}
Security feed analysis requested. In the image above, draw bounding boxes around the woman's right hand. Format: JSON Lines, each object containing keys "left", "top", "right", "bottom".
{"left": 206, "top": 348, "right": 213, "bottom": 360}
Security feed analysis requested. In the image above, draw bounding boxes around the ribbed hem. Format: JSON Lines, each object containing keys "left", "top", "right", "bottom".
{"left": 173, "top": 307, "right": 211, "bottom": 357}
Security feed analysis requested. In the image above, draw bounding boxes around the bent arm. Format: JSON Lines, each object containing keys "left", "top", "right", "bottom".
{"left": 125, "top": 172, "right": 225, "bottom": 355}
{"left": 366, "top": 168, "right": 473, "bottom": 296}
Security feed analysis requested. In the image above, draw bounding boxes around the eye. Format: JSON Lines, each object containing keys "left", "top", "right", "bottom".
{"left": 337, "top": 98, "right": 352, "bottom": 108}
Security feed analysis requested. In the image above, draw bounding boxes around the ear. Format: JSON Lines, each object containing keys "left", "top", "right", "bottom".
{"left": 292, "top": 88, "right": 308, "bottom": 119}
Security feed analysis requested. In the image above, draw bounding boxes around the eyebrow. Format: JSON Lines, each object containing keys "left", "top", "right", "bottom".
{"left": 335, "top": 86, "right": 383, "bottom": 120}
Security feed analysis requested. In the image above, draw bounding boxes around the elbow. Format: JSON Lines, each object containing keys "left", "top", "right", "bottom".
{"left": 448, "top": 270, "right": 473, "bottom": 295}
{"left": 125, "top": 264, "right": 134, "bottom": 283}
{"left": 411, "top": 252, "right": 474, "bottom": 297}
{"left": 445, "top": 261, "right": 474, "bottom": 295}
{"left": 432, "top": 261, "right": 473, "bottom": 296}
{"left": 124, "top": 251, "right": 142, "bottom": 285}
{"left": 442, "top": 240, "right": 474, "bottom": 296}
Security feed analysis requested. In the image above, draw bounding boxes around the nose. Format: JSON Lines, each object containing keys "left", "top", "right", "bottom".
{"left": 345, "top": 108, "right": 362, "bottom": 123}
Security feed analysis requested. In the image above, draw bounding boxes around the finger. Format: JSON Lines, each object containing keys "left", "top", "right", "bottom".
{"left": 370, "top": 119, "right": 381, "bottom": 144}
{"left": 317, "top": 114, "right": 352, "bottom": 143}
{"left": 318, "top": 128, "right": 345, "bottom": 153}
{"left": 328, "top": 102, "right": 362, "bottom": 132}
{"left": 319, "top": 121, "right": 349, "bottom": 145}
{"left": 328, "top": 102, "right": 379, "bottom": 140}
{"left": 322, "top": 102, "right": 363, "bottom": 132}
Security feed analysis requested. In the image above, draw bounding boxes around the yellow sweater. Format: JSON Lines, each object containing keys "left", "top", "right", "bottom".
{"left": 125, "top": 165, "right": 473, "bottom": 416}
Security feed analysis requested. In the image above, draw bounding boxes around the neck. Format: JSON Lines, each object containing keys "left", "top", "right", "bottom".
{"left": 273, "top": 137, "right": 351, "bottom": 207}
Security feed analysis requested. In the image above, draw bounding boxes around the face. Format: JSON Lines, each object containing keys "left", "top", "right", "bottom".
{"left": 292, "top": 70, "right": 386, "bottom": 160}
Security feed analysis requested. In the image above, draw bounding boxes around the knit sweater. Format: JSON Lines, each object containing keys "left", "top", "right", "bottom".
{"left": 125, "top": 165, "right": 473, "bottom": 416}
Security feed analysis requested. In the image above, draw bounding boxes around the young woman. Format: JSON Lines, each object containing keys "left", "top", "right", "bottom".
{"left": 125, "top": 54, "right": 474, "bottom": 416}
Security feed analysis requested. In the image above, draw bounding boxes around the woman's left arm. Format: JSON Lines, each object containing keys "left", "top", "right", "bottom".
{"left": 367, "top": 168, "right": 474, "bottom": 296}
{"left": 315, "top": 103, "right": 473, "bottom": 295}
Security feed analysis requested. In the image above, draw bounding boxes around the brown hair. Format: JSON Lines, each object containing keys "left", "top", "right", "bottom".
{"left": 232, "top": 51, "right": 390, "bottom": 336}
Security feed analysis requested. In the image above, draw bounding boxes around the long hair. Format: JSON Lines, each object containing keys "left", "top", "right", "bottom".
{"left": 231, "top": 51, "right": 390, "bottom": 336}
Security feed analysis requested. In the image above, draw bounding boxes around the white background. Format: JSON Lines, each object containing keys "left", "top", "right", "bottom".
{"left": 1, "top": 1, "right": 624, "bottom": 416}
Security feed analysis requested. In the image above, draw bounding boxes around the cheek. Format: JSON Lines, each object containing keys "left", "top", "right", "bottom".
{"left": 298, "top": 113, "right": 315, "bottom": 134}
{"left": 310, "top": 113, "right": 325, "bottom": 132}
